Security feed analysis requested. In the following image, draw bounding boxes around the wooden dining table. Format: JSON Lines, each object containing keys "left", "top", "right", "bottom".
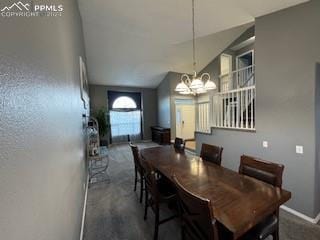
{"left": 140, "top": 145, "right": 291, "bottom": 239}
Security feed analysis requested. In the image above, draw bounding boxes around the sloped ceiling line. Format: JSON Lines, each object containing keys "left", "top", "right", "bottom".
{"left": 78, "top": 0, "right": 308, "bottom": 88}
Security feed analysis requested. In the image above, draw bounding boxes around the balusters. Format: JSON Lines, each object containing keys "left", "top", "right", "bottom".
{"left": 240, "top": 89, "right": 244, "bottom": 128}
{"left": 197, "top": 102, "right": 211, "bottom": 133}
{"left": 200, "top": 104, "right": 202, "bottom": 132}
{"left": 211, "top": 86, "right": 255, "bottom": 130}
{"left": 208, "top": 103, "right": 210, "bottom": 132}
{"left": 216, "top": 97, "right": 219, "bottom": 127}
{"left": 251, "top": 88, "right": 254, "bottom": 129}
{"left": 231, "top": 91, "right": 234, "bottom": 128}
{"left": 236, "top": 91, "right": 240, "bottom": 128}
{"left": 245, "top": 88, "right": 248, "bottom": 129}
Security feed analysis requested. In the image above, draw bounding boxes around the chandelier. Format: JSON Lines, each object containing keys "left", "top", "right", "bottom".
{"left": 175, "top": 0, "right": 216, "bottom": 95}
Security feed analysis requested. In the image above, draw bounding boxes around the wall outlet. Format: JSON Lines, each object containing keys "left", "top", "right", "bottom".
{"left": 296, "top": 145, "right": 303, "bottom": 154}
{"left": 262, "top": 141, "right": 268, "bottom": 148}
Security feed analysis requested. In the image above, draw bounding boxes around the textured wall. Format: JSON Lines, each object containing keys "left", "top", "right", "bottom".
{"left": 89, "top": 84, "right": 157, "bottom": 140}
{"left": 315, "top": 63, "right": 320, "bottom": 215}
{"left": 157, "top": 74, "right": 171, "bottom": 128}
{"left": 0, "top": 0, "right": 87, "bottom": 239}
{"left": 196, "top": 0, "right": 320, "bottom": 218}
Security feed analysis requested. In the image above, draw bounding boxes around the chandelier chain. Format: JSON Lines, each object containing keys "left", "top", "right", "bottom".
{"left": 174, "top": 0, "right": 216, "bottom": 94}
{"left": 192, "top": 0, "right": 196, "bottom": 73}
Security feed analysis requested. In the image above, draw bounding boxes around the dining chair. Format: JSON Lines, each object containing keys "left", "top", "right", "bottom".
{"left": 142, "top": 161, "right": 177, "bottom": 240}
{"left": 129, "top": 143, "right": 144, "bottom": 203}
{"left": 174, "top": 137, "right": 185, "bottom": 150}
{"left": 239, "top": 155, "right": 284, "bottom": 240}
{"left": 200, "top": 143, "right": 223, "bottom": 166}
{"left": 172, "top": 175, "right": 223, "bottom": 240}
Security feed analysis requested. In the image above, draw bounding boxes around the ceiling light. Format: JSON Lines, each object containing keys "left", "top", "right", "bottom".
{"left": 174, "top": 0, "right": 216, "bottom": 95}
{"left": 175, "top": 80, "right": 189, "bottom": 92}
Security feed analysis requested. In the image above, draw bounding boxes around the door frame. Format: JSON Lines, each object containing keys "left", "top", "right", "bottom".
{"left": 236, "top": 49, "right": 254, "bottom": 70}
{"left": 174, "top": 98, "right": 195, "bottom": 140}
{"left": 220, "top": 53, "right": 233, "bottom": 76}
{"left": 220, "top": 53, "right": 233, "bottom": 91}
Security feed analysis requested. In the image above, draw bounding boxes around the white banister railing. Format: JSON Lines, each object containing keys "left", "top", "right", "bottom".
{"left": 196, "top": 102, "right": 210, "bottom": 133}
{"left": 220, "top": 65, "right": 255, "bottom": 92}
{"left": 212, "top": 86, "right": 255, "bottom": 130}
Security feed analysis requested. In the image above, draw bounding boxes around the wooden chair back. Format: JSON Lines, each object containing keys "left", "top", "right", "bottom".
{"left": 239, "top": 155, "right": 284, "bottom": 188}
{"left": 200, "top": 143, "right": 223, "bottom": 166}
{"left": 142, "top": 160, "right": 160, "bottom": 201}
{"left": 174, "top": 137, "right": 185, "bottom": 150}
{"left": 129, "top": 143, "right": 144, "bottom": 175}
{"left": 172, "top": 175, "right": 219, "bottom": 240}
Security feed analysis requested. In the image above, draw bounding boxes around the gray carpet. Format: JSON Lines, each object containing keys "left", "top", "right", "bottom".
{"left": 83, "top": 142, "right": 320, "bottom": 240}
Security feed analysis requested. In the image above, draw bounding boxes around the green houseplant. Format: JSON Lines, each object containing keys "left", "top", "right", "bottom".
{"left": 93, "top": 108, "right": 110, "bottom": 146}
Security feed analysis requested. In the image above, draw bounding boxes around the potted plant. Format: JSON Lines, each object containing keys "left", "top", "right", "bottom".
{"left": 93, "top": 108, "right": 110, "bottom": 146}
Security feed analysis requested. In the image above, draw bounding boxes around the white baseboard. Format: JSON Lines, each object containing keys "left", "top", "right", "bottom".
{"left": 80, "top": 175, "right": 89, "bottom": 240}
{"left": 281, "top": 205, "right": 320, "bottom": 224}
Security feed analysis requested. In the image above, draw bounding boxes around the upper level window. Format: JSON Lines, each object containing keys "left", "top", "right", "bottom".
{"left": 112, "top": 96, "right": 137, "bottom": 109}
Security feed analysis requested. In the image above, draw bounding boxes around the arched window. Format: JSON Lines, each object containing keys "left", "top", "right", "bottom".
{"left": 112, "top": 96, "right": 137, "bottom": 109}
{"left": 108, "top": 92, "right": 142, "bottom": 143}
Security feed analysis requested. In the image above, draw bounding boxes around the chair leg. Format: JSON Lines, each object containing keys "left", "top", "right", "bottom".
{"left": 181, "top": 225, "right": 186, "bottom": 240}
{"left": 134, "top": 168, "right": 137, "bottom": 192}
{"left": 272, "top": 229, "right": 279, "bottom": 240}
{"left": 154, "top": 206, "right": 159, "bottom": 240}
{"left": 273, "top": 210, "right": 280, "bottom": 240}
{"left": 140, "top": 175, "right": 144, "bottom": 203}
{"left": 144, "top": 190, "right": 148, "bottom": 220}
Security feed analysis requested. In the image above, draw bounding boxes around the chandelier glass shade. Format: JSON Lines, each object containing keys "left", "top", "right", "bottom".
{"left": 175, "top": 0, "right": 216, "bottom": 95}
{"left": 175, "top": 72, "right": 216, "bottom": 95}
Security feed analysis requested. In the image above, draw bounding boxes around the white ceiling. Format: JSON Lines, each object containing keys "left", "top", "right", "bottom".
{"left": 78, "top": 0, "right": 308, "bottom": 88}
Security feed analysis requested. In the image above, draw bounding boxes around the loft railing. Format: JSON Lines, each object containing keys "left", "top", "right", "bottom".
{"left": 196, "top": 102, "right": 211, "bottom": 133}
{"left": 212, "top": 86, "right": 255, "bottom": 130}
{"left": 220, "top": 65, "right": 255, "bottom": 92}
{"left": 195, "top": 65, "right": 256, "bottom": 133}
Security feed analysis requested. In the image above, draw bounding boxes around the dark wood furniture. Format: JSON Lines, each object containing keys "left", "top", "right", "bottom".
{"left": 151, "top": 126, "right": 171, "bottom": 145}
{"left": 173, "top": 175, "right": 220, "bottom": 240}
{"left": 239, "top": 155, "right": 284, "bottom": 188}
{"left": 239, "top": 155, "right": 284, "bottom": 240}
{"left": 200, "top": 143, "right": 223, "bottom": 166}
{"left": 142, "top": 160, "right": 177, "bottom": 240}
{"left": 174, "top": 137, "right": 185, "bottom": 150}
{"left": 140, "top": 146, "right": 291, "bottom": 240}
{"left": 129, "top": 143, "right": 144, "bottom": 203}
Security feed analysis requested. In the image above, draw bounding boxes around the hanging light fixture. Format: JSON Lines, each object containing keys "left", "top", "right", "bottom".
{"left": 175, "top": 0, "right": 216, "bottom": 95}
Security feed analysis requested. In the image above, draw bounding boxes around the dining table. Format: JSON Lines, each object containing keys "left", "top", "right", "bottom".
{"left": 140, "top": 145, "right": 291, "bottom": 239}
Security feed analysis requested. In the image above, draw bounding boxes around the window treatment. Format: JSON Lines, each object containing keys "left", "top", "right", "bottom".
{"left": 110, "top": 110, "right": 141, "bottom": 143}
{"left": 108, "top": 91, "right": 142, "bottom": 143}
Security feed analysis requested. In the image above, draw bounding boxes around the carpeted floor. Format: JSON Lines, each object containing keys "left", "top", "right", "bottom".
{"left": 83, "top": 142, "right": 320, "bottom": 240}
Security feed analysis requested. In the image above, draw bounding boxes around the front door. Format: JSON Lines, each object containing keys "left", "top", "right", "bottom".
{"left": 176, "top": 104, "right": 195, "bottom": 140}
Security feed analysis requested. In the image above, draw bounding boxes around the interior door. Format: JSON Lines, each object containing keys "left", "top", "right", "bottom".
{"left": 237, "top": 58, "right": 249, "bottom": 69}
{"left": 176, "top": 104, "right": 195, "bottom": 140}
{"left": 236, "top": 51, "right": 254, "bottom": 87}
{"left": 220, "top": 54, "right": 232, "bottom": 91}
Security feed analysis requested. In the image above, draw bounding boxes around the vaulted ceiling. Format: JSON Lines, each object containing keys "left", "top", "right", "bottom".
{"left": 78, "top": 0, "right": 308, "bottom": 88}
